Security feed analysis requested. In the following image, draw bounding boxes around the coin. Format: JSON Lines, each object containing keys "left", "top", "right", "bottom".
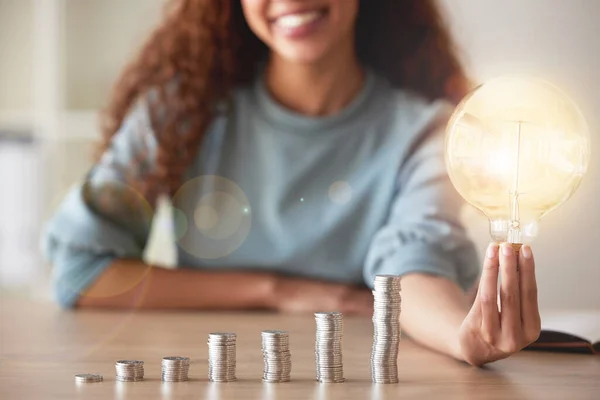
{"left": 75, "top": 374, "right": 103, "bottom": 383}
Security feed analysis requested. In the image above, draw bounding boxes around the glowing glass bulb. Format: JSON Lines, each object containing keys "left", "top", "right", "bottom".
{"left": 445, "top": 77, "right": 591, "bottom": 244}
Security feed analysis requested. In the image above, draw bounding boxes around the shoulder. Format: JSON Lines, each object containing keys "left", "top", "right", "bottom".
{"left": 372, "top": 75, "right": 453, "bottom": 148}
{"left": 379, "top": 77, "right": 453, "bottom": 135}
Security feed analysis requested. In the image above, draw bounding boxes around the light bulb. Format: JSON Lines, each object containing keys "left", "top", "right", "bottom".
{"left": 445, "top": 77, "right": 590, "bottom": 244}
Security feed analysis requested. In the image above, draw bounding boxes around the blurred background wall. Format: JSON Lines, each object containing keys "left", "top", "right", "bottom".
{"left": 0, "top": 0, "right": 598, "bottom": 309}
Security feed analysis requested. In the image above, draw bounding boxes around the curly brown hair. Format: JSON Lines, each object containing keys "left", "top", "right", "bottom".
{"left": 100, "top": 0, "right": 468, "bottom": 203}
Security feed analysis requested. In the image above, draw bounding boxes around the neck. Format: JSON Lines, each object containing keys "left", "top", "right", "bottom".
{"left": 265, "top": 40, "right": 364, "bottom": 117}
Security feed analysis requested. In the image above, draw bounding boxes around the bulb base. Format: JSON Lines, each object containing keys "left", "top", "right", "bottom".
{"left": 496, "top": 242, "right": 523, "bottom": 253}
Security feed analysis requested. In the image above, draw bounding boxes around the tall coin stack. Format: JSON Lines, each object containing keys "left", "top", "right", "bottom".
{"left": 161, "top": 356, "right": 190, "bottom": 382}
{"left": 207, "top": 332, "right": 237, "bottom": 382}
{"left": 115, "top": 360, "right": 144, "bottom": 382}
{"left": 371, "top": 275, "right": 402, "bottom": 384}
{"left": 314, "top": 312, "right": 345, "bottom": 383}
{"left": 261, "top": 330, "right": 292, "bottom": 383}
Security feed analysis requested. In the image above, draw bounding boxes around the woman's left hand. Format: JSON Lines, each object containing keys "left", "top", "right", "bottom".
{"left": 458, "top": 243, "right": 541, "bottom": 366}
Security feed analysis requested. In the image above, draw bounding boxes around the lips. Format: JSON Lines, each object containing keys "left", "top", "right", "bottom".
{"left": 272, "top": 8, "right": 328, "bottom": 30}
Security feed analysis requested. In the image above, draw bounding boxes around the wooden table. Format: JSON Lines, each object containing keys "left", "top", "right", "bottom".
{"left": 1, "top": 300, "right": 598, "bottom": 399}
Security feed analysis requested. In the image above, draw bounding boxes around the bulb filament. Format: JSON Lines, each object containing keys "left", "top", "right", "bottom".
{"left": 508, "top": 121, "right": 522, "bottom": 243}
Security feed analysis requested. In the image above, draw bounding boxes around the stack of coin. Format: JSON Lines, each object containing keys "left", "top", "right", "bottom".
{"left": 207, "top": 332, "right": 237, "bottom": 382}
{"left": 115, "top": 360, "right": 144, "bottom": 382}
{"left": 314, "top": 312, "right": 345, "bottom": 383}
{"left": 161, "top": 356, "right": 191, "bottom": 382}
{"left": 75, "top": 374, "right": 103, "bottom": 383}
{"left": 261, "top": 330, "right": 292, "bottom": 383}
{"left": 371, "top": 275, "right": 402, "bottom": 384}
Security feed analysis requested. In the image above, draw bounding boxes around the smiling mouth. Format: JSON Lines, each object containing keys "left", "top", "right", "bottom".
{"left": 272, "top": 8, "right": 329, "bottom": 30}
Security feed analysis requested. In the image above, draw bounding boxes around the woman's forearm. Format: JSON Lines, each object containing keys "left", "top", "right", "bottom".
{"left": 76, "top": 259, "right": 277, "bottom": 310}
{"left": 399, "top": 273, "right": 470, "bottom": 361}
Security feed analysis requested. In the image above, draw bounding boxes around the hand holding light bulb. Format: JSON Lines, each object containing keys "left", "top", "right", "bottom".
{"left": 459, "top": 241, "right": 540, "bottom": 366}
{"left": 445, "top": 77, "right": 590, "bottom": 365}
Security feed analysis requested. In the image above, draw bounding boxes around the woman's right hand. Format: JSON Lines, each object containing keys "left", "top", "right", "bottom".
{"left": 271, "top": 277, "right": 373, "bottom": 316}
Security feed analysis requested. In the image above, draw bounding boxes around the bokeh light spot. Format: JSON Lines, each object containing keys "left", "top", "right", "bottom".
{"left": 194, "top": 204, "right": 219, "bottom": 231}
{"left": 173, "top": 176, "right": 252, "bottom": 260}
{"left": 328, "top": 181, "right": 353, "bottom": 205}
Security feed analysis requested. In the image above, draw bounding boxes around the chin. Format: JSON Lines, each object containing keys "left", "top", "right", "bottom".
{"left": 274, "top": 42, "right": 332, "bottom": 65}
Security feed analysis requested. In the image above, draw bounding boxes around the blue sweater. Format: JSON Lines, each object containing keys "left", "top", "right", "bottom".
{"left": 43, "top": 71, "right": 480, "bottom": 308}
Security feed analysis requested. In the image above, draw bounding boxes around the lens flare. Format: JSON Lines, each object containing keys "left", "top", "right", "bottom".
{"left": 173, "top": 176, "right": 252, "bottom": 259}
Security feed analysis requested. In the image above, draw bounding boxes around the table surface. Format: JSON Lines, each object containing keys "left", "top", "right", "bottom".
{"left": 1, "top": 299, "right": 599, "bottom": 400}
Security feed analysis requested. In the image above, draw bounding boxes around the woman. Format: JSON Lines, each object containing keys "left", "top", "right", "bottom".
{"left": 44, "top": 0, "right": 541, "bottom": 366}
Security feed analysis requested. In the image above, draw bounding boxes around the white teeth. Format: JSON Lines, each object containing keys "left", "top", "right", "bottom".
{"left": 276, "top": 11, "right": 323, "bottom": 29}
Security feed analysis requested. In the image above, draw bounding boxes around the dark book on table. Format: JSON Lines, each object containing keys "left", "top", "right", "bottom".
{"left": 525, "top": 311, "right": 600, "bottom": 355}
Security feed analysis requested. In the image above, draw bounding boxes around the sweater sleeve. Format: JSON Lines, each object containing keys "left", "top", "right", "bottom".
{"left": 363, "top": 109, "right": 480, "bottom": 291}
{"left": 42, "top": 101, "right": 157, "bottom": 308}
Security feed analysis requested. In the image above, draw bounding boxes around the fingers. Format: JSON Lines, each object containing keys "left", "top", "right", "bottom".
{"left": 499, "top": 243, "right": 521, "bottom": 345}
{"left": 519, "top": 245, "right": 541, "bottom": 342}
{"left": 478, "top": 243, "right": 500, "bottom": 339}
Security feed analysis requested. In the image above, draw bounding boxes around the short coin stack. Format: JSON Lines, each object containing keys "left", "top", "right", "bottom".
{"left": 75, "top": 374, "right": 103, "bottom": 383}
{"left": 115, "top": 360, "right": 144, "bottom": 382}
{"left": 371, "top": 275, "right": 402, "bottom": 384}
{"left": 261, "top": 330, "right": 292, "bottom": 383}
{"left": 161, "top": 356, "right": 191, "bottom": 382}
{"left": 314, "top": 312, "right": 345, "bottom": 383}
{"left": 207, "top": 332, "right": 237, "bottom": 382}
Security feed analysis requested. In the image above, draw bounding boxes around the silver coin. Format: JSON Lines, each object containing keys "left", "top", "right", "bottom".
{"left": 115, "top": 360, "right": 144, "bottom": 365}
{"left": 209, "top": 378, "right": 237, "bottom": 382}
{"left": 163, "top": 356, "right": 190, "bottom": 362}
{"left": 115, "top": 376, "right": 144, "bottom": 382}
{"left": 75, "top": 374, "right": 103, "bottom": 383}
{"left": 208, "top": 332, "right": 236, "bottom": 337}
{"left": 209, "top": 366, "right": 237, "bottom": 372}
{"left": 262, "top": 330, "right": 288, "bottom": 335}
{"left": 208, "top": 354, "right": 237, "bottom": 359}
{"left": 208, "top": 347, "right": 237, "bottom": 352}
{"left": 262, "top": 344, "right": 290, "bottom": 348}
{"left": 208, "top": 370, "right": 237, "bottom": 375}
{"left": 262, "top": 378, "right": 291, "bottom": 383}
{"left": 208, "top": 369, "right": 237, "bottom": 373}
{"left": 314, "top": 311, "right": 343, "bottom": 317}
{"left": 161, "top": 370, "right": 190, "bottom": 374}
